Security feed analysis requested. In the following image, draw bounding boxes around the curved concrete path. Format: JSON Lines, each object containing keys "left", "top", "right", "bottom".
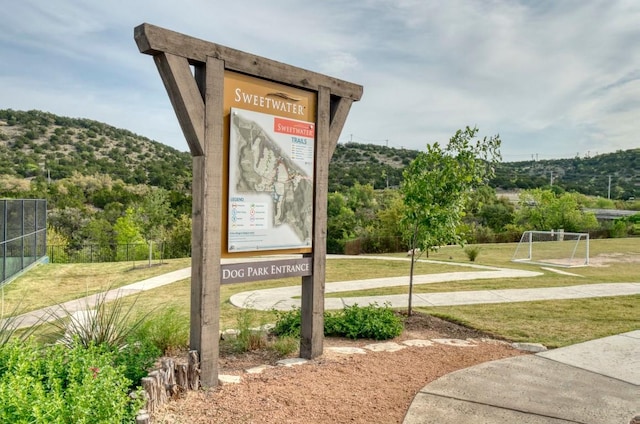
{"left": 229, "top": 256, "right": 640, "bottom": 310}
{"left": 404, "top": 330, "right": 640, "bottom": 424}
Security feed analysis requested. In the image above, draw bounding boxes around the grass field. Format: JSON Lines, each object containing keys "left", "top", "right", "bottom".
{"left": 2, "top": 238, "right": 639, "bottom": 347}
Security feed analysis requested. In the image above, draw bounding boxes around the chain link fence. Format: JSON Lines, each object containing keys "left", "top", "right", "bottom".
{"left": 47, "top": 242, "right": 176, "bottom": 264}
{"left": 1, "top": 199, "right": 47, "bottom": 286}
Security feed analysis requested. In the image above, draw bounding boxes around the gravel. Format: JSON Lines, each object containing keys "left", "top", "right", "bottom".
{"left": 152, "top": 313, "right": 526, "bottom": 423}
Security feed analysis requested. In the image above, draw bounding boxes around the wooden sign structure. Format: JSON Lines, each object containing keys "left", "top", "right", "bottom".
{"left": 135, "top": 23, "right": 362, "bottom": 387}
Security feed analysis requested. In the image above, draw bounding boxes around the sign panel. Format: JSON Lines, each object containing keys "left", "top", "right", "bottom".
{"left": 223, "top": 71, "right": 317, "bottom": 255}
{"left": 228, "top": 108, "right": 314, "bottom": 252}
{"left": 221, "top": 257, "right": 313, "bottom": 284}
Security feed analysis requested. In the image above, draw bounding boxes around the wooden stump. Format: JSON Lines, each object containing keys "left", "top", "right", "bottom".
{"left": 139, "top": 351, "right": 201, "bottom": 416}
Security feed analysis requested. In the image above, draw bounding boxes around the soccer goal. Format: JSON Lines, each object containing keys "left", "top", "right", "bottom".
{"left": 512, "top": 230, "right": 590, "bottom": 267}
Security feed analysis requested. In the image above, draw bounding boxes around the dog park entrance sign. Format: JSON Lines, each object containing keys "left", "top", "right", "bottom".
{"left": 135, "top": 23, "right": 362, "bottom": 387}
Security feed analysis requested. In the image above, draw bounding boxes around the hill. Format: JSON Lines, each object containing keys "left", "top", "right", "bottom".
{"left": 493, "top": 150, "right": 639, "bottom": 200}
{"left": 1, "top": 109, "right": 637, "bottom": 200}
{"left": 0, "top": 109, "right": 191, "bottom": 191}
{"left": 329, "top": 143, "right": 419, "bottom": 191}
{"left": 330, "top": 142, "right": 638, "bottom": 200}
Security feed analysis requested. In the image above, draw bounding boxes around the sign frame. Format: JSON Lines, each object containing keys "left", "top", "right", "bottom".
{"left": 135, "top": 23, "right": 363, "bottom": 387}
{"left": 222, "top": 71, "right": 317, "bottom": 256}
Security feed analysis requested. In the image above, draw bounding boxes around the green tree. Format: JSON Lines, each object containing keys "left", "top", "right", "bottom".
{"left": 478, "top": 197, "right": 515, "bottom": 232}
{"left": 326, "top": 192, "right": 357, "bottom": 253}
{"left": 515, "top": 189, "right": 599, "bottom": 232}
{"left": 80, "top": 218, "right": 114, "bottom": 260}
{"left": 345, "top": 182, "right": 377, "bottom": 235}
{"left": 165, "top": 214, "right": 192, "bottom": 258}
{"left": 113, "top": 208, "right": 145, "bottom": 261}
{"left": 133, "top": 188, "right": 173, "bottom": 266}
{"left": 375, "top": 189, "right": 405, "bottom": 238}
{"left": 400, "top": 127, "right": 501, "bottom": 315}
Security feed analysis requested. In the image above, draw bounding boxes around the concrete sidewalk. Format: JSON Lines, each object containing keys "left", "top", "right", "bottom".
{"left": 230, "top": 279, "right": 640, "bottom": 311}
{"left": 404, "top": 330, "right": 640, "bottom": 424}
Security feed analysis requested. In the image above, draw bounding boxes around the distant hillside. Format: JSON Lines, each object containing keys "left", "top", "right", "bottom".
{"left": 1, "top": 109, "right": 637, "bottom": 200}
{"left": 329, "top": 143, "right": 419, "bottom": 191}
{"left": 492, "top": 150, "right": 639, "bottom": 200}
{"left": 0, "top": 109, "right": 191, "bottom": 191}
{"left": 330, "top": 142, "right": 638, "bottom": 199}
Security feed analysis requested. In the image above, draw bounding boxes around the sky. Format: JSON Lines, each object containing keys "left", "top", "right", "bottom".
{"left": 1, "top": 0, "right": 639, "bottom": 162}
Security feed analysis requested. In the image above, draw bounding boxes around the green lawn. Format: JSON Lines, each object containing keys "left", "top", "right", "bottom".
{"left": 3, "top": 237, "right": 639, "bottom": 347}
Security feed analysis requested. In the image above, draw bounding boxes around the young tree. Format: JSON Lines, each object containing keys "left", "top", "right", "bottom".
{"left": 113, "top": 208, "right": 145, "bottom": 262}
{"left": 401, "top": 127, "right": 501, "bottom": 315}
{"left": 133, "top": 188, "right": 173, "bottom": 266}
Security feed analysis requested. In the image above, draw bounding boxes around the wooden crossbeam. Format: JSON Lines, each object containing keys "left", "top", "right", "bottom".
{"left": 135, "top": 23, "right": 363, "bottom": 102}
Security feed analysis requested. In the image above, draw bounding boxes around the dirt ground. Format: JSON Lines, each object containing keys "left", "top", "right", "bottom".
{"left": 152, "top": 313, "right": 527, "bottom": 424}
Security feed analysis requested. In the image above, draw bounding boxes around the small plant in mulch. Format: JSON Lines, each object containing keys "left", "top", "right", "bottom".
{"left": 273, "top": 302, "right": 404, "bottom": 341}
{"left": 464, "top": 246, "right": 482, "bottom": 262}
{"left": 222, "top": 307, "right": 299, "bottom": 357}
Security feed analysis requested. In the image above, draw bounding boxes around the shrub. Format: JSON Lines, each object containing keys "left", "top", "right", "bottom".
{"left": 272, "top": 308, "right": 302, "bottom": 338}
{"left": 273, "top": 303, "right": 404, "bottom": 340}
{"left": 470, "top": 224, "right": 495, "bottom": 244}
{"left": 325, "top": 303, "right": 403, "bottom": 340}
{"left": 114, "top": 338, "right": 161, "bottom": 389}
{"left": 0, "top": 339, "right": 143, "bottom": 423}
{"left": 464, "top": 246, "right": 482, "bottom": 262}
{"left": 268, "top": 335, "right": 299, "bottom": 356}
{"left": 609, "top": 220, "right": 629, "bottom": 238}
{"left": 225, "top": 307, "right": 268, "bottom": 353}
{"left": 133, "top": 306, "right": 189, "bottom": 354}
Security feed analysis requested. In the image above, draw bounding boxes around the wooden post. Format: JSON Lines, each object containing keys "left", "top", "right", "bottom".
{"left": 300, "top": 91, "right": 355, "bottom": 358}
{"left": 300, "top": 86, "right": 331, "bottom": 358}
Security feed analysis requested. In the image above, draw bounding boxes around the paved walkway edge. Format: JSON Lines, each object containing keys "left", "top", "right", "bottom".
{"left": 403, "top": 332, "right": 640, "bottom": 424}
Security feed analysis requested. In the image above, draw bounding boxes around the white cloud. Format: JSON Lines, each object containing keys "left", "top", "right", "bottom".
{"left": 0, "top": 0, "right": 638, "bottom": 160}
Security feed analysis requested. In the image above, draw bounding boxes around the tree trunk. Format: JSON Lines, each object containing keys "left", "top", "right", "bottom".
{"left": 408, "top": 247, "right": 415, "bottom": 316}
{"left": 408, "top": 228, "right": 418, "bottom": 316}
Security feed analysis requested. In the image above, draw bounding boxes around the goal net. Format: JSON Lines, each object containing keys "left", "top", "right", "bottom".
{"left": 512, "top": 230, "right": 590, "bottom": 267}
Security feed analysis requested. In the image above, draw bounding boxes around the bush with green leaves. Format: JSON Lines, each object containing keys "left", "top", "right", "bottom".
{"left": 0, "top": 339, "right": 144, "bottom": 423}
{"left": 268, "top": 335, "right": 299, "bottom": 356}
{"left": 273, "top": 303, "right": 403, "bottom": 341}
{"left": 325, "top": 303, "right": 404, "bottom": 340}
{"left": 114, "top": 337, "right": 162, "bottom": 389}
{"left": 464, "top": 246, "right": 482, "bottom": 262}
{"left": 272, "top": 307, "right": 302, "bottom": 338}
{"left": 225, "top": 307, "right": 268, "bottom": 353}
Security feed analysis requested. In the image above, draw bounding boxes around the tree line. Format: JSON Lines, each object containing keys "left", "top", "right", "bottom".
{"left": 1, "top": 109, "right": 638, "bottom": 262}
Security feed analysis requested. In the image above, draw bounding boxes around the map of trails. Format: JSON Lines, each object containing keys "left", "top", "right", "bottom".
{"left": 228, "top": 108, "right": 314, "bottom": 252}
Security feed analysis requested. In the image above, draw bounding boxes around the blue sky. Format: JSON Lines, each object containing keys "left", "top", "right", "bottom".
{"left": 1, "top": 0, "right": 639, "bottom": 161}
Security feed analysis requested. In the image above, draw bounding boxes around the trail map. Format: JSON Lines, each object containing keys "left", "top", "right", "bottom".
{"left": 228, "top": 108, "right": 314, "bottom": 252}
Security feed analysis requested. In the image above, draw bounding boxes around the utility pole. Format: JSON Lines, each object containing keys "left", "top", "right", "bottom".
{"left": 608, "top": 175, "right": 612, "bottom": 199}
{"left": 550, "top": 171, "right": 553, "bottom": 187}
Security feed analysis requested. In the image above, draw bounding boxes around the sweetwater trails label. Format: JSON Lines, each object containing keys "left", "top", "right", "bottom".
{"left": 221, "top": 257, "right": 313, "bottom": 284}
